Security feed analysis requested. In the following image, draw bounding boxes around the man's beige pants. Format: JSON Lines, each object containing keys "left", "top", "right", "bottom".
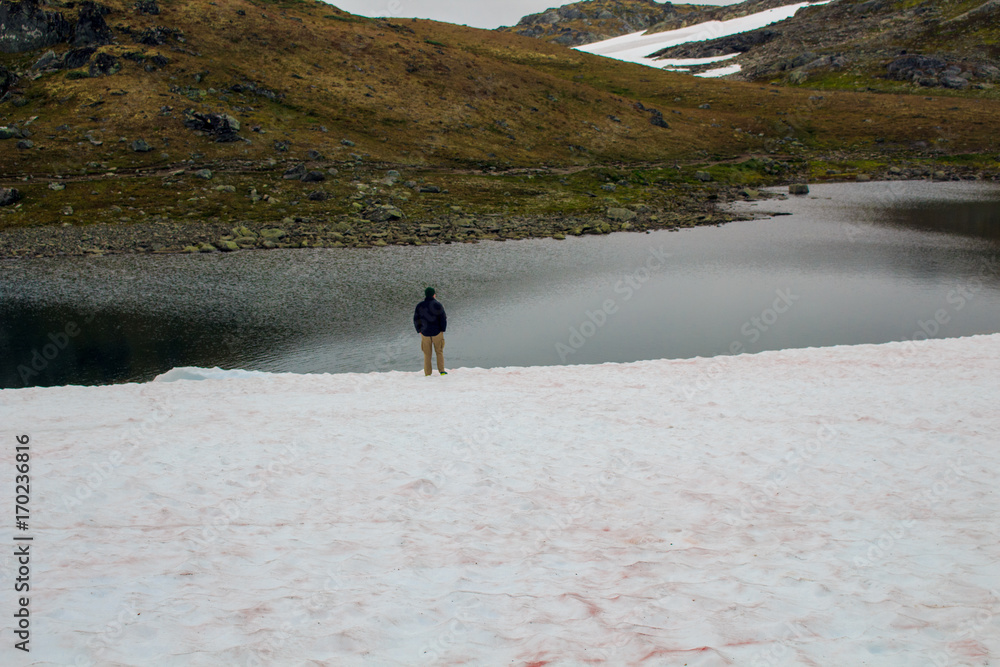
{"left": 421, "top": 333, "right": 445, "bottom": 376}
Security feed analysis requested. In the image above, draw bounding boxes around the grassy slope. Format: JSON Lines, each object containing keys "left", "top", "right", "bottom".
{"left": 0, "top": 0, "right": 998, "bottom": 235}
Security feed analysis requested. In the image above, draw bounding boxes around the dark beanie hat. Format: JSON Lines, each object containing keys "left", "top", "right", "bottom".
{"left": 425, "top": 286, "right": 436, "bottom": 298}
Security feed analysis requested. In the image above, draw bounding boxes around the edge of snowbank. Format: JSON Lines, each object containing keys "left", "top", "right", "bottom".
{"left": 145, "top": 333, "right": 999, "bottom": 384}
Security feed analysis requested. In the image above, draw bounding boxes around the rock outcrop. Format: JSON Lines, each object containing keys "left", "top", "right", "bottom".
{"left": 183, "top": 112, "right": 241, "bottom": 142}
{"left": 499, "top": 0, "right": 695, "bottom": 47}
{"left": 0, "top": 0, "right": 112, "bottom": 54}
{"left": 0, "top": 64, "right": 17, "bottom": 96}
{"left": 0, "top": 0, "right": 73, "bottom": 53}
{"left": 650, "top": 29, "right": 780, "bottom": 59}
{"left": 0, "top": 187, "right": 22, "bottom": 206}
{"left": 72, "top": 1, "right": 113, "bottom": 48}
{"left": 884, "top": 55, "right": 985, "bottom": 89}
{"left": 88, "top": 52, "right": 120, "bottom": 76}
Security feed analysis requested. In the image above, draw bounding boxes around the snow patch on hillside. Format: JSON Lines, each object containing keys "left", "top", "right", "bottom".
{"left": 576, "top": 1, "right": 831, "bottom": 72}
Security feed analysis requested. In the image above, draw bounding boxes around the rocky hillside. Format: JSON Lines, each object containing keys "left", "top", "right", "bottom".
{"left": 497, "top": 0, "right": 801, "bottom": 46}
{"left": 645, "top": 0, "right": 808, "bottom": 31}
{"left": 2, "top": 0, "right": 993, "bottom": 173}
{"left": 0, "top": 0, "right": 999, "bottom": 257}
{"left": 497, "top": 0, "right": 703, "bottom": 46}
{"left": 648, "top": 0, "right": 1000, "bottom": 92}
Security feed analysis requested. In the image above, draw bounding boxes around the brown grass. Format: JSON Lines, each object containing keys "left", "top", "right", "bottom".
{"left": 0, "top": 0, "right": 998, "bottom": 181}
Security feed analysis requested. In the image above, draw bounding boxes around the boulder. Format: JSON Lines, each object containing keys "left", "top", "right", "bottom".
{"left": 217, "top": 240, "right": 239, "bottom": 251}
{"left": 340, "top": 138, "right": 355, "bottom": 146}
{"left": 259, "top": 228, "right": 287, "bottom": 240}
{"left": 307, "top": 190, "right": 329, "bottom": 201}
{"left": 606, "top": 207, "right": 636, "bottom": 222}
{"left": 364, "top": 205, "right": 404, "bottom": 222}
{"left": 30, "top": 49, "right": 61, "bottom": 71}
{"left": 134, "top": 26, "right": 181, "bottom": 46}
{"left": 183, "top": 112, "right": 241, "bottom": 142}
{"left": 16, "top": 139, "right": 33, "bottom": 149}
{"left": 856, "top": 174, "right": 871, "bottom": 182}
{"left": 601, "top": 183, "right": 617, "bottom": 192}
{"left": 0, "top": 187, "right": 21, "bottom": 206}
{"left": 648, "top": 109, "right": 669, "bottom": 129}
{"left": 283, "top": 163, "right": 306, "bottom": 179}
{"left": 0, "top": 64, "right": 16, "bottom": 96}
{"left": 789, "top": 183, "right": 809, "bottom": 195}
{"left": 215, "top": 185, "right": 236, "bottom": 193}
{"left": 976, "top": 64, "right": 1000, "bottom": 82}
{"left": 0, "top": 0, "right": 73, "bottom": 53}
{"left": 789, "top": 51, "right": 817, "bottom": 68}
{"left": 134, "top": 0, "right": 160, "bottom": 15}
{"left": 194, "top": 169, "right": 212, "bottom": 180}
{"left": 418, "top": 185, "right": 441, "bottom": 193}
{"left": 941, "top": 75, "right": 969, "bottom": 90}
{"left": 886, "top": 55, "right": 946, "bottom": 81}
{"left": 694, "top": 171, "right": 712, "bottom": 182}
{"left": 88, "top": 52, "right": 120, "bottom": 77}
{"left": 0, "top": 126, "right": 20, "bottom": 140}
{"left": 306, "top": 149, "right": 323, "bottom": 160}
{"left": 232, "top": 226, "right": 256, "bottom": 238}
{"left": 300, "top": 170, "right": 326, "bottom": 183}
{"left": 788, "top": 70, "right": 808, "bottom": 85}
{"left": 739, "top": 187, "right": 760, "bottom": 199}
{"left": 62, "top": 46, "right": 96, "bottom": 69}
{"left": 131, "top": 138, "right": 152, "bottom": 152}
{"left": 72, "top": 1, "right": 113, "bottom": 48}
{"left": 48, "top": 182, "right": 65, "bottom": 191}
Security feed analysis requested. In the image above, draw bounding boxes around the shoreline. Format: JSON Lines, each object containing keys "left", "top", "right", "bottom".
{"left": 1, "top": 171, "right": 997, "bottom": 260}
{"left": 0, "top": 200, "right": 741, "bottom": 260}
{"left": 0, "top": 208, "right": 738, "bottom": 259}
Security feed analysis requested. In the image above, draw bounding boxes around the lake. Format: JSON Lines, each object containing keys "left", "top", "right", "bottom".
{"left": 2, "top": 180, "right": 999, "bottom": 388}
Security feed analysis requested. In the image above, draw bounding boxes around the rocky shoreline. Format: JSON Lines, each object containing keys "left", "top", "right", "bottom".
{"left": 1, "top": 167, "right": 996, "bottom": 260}
{"left": 0, "top": 207, "right": 734, "bottom": 259}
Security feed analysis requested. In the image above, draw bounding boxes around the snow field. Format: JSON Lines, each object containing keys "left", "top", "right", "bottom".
{"left": 1, "top": 334, "right": 998, "bottom": 665}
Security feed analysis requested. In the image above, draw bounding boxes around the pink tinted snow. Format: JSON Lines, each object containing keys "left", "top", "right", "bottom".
{"left": 1, "top": 334, "right": 999, "bottom": 665}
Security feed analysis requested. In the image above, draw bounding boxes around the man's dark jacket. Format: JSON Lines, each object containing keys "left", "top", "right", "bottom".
{"left": 414, "top": 297, "right": 447, "bottom": 337}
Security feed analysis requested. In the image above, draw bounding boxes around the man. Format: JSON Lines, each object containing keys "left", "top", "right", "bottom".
{"left": 414, "top": 286, "right": 447, "bottom": 376}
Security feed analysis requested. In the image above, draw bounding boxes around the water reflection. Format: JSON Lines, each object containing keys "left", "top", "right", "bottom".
{"left": 1, "top": 181, "right": 999, "bottom": 388}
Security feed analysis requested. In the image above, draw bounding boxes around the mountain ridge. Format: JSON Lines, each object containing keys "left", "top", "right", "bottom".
{"left": 503, "top": 0, "right": 1000, "bottom": 93}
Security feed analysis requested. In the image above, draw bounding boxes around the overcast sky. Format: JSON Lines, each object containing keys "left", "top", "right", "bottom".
{"left": 324, "top": 0, "right": 738, "bottom": 30}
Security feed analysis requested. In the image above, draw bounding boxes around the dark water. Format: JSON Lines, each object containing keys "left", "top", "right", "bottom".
{"left": 2, "top": 181, "right": 999, "bottom": 388}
